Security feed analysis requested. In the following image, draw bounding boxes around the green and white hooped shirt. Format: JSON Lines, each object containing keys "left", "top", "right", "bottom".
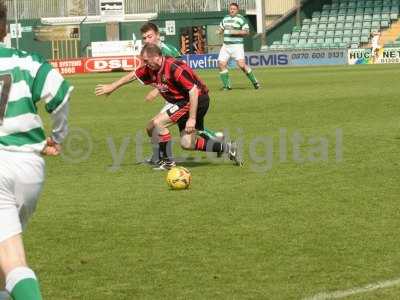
{"left": 219, "top": 14, "right": 250, "bottom": 45}
{"left": 0, "top": 44, "right": 73, "bottom": 153}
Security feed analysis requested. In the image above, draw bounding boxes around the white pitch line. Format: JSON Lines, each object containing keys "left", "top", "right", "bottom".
{"left": 304, "top": 277, "right": 400, "bottom": 300}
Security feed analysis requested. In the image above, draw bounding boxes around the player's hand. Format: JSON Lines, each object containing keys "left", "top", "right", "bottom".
{"left": 185, "top": 118, "right": 196, "bottom": 134}
{"left": 95, "top": 84, "right": 114, "bottom": 96}
{"left": 41, "top": 137, "right": 61, "bottom": 156}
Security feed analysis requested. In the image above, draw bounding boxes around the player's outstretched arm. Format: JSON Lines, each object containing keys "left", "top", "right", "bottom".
{"left": 95, "top": 71, "right": 137, "bottom": 96}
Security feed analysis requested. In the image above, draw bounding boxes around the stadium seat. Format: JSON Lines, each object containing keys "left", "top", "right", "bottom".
{"left": 354, "top": 22, "right": 363, "bottom": 28}
{"left": 327, "top": 22, "right": 336, "bottom": 29}
{"left": 355, "top": 14, "right": 364, "bottom": 22}
{"left": 300, "top": 31, "right": 308, "bottom": 38}
{"left": 303, "top": 18, "right": 311, "bottom": 24}
{"left": 336, "top": 22, "right": 345, "bottom": 29}
{"left": 360, "top": 35, "right": 370, "bottom": 42}
{"left": 343, "top": 29, "right": 353, "bottom": 37}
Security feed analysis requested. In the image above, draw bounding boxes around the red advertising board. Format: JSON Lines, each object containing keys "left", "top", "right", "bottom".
{"left": 50, "top": 59, "right": 85, "bottom": 75}
{"left": 50, "top": 56, "right": 142, "bottom": 75}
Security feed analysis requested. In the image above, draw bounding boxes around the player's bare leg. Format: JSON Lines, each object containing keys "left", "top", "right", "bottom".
{"left": 237, "top": 59, "right": 259, "bottom": 89}
{"left": 0, "top": 234, "right": 42, "bottom": 300}
{"left": 218, "top": 60, "right": 231, "bottom": 90}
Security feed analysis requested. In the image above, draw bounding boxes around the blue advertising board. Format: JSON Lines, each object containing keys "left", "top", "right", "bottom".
{"left": 182, "top": 49, "right": 347, "bottom": 69}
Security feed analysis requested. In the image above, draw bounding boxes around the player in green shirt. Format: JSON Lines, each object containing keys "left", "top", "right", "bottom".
{"left": 217, "top": 2, "right": 259, "bottom": 90}
{"left": 0, "top": 2, "right": 72, "bottom": 299}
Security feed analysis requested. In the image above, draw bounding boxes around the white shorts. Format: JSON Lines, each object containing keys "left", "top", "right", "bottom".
{"left": 218, "top": 43, "right": 245, "bottom": 62}
{"left": 0, "top": 150, "right": 45, "bottom": 243}
{"left": 160, "top": 102, "right": 175, "bottom": 114}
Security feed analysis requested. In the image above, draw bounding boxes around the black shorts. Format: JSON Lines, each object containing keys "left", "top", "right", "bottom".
{"left": 166, "top": 94, "right": 210, "bottom": 132}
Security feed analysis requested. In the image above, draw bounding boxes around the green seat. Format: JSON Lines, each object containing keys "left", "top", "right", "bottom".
{"left": 374, "top": 7, "right": 382, "bottom": 13}
{"left": 344, "top": 22, "right": 353, "bottom": 29}
{"left": 307, "top": 38, "right": 316, "bottom": 43}
{"left": 364, "top": 14, "right": 373, "bottom": 21}
{"left": 311, "top": 17, "right": 319, "bottom": 24}
{"left": 321, "top": 10, "right": 330, "bottom": 16}
{"left": 329, "top": 9, "right": 338, "bottom": 15}
{"left": 329, "top": 16, "right": 337, "bottom": 22}
{"left": 336, "top": 22, "right": 344, "bottom": 29}
{"left": 381, "top": 20, "right": 390, "bottom": 27}
{"left": 371, "top": 20, "right": 381, "bottom": 28}
{"left": 299, "top": 31, "right": 308, "bottom": 38}
{"left": 293, "top": 26, "right": 301, "bottom": 32}
{"left": 320, "top": 16, "right": 329, "bottom": 23}
{"left": 354, "top": 22, "right": 363, "bottom": 28}
{"left": 362, "top": 28, "right": 371, "bottom": 35}
{"left": 334, "top": 37, "right": 343, "bottom": 43}
{"left": 363, "top": 21, "right": 372, "bottom": 28}
{"left": 302, "top": 19, "right": 311, "bottom": 25}
{"left": 343, "top": 29, "right": 352, "bottom": 36}
{"left": 345, "top": 15, "right": 354, "bottom": 22}
{"left": 355, "top": 14, "right": 364, "bottom": 22}
{"left": 337, "top": 15, "right": 346, "bottom": 22}
{"left": 316, "top": 37, "right": 325, "bottom": 43}
{"left": 325, "top": 37, "right": 334, "bottom": 44}
{"left": 343, "top": 36, "right": 352, "bottom": 43}
{"left": 326, "top": 30, "right": 334, "bottom": 37}
{"left": 335, "top": 30, "right": 343, "bottom": 37}
{"left": 365, "top": 7, "right": 373, "bottom": 14}
{"left": 331, "top": 3, "right": 339, "bottom": 9}
{"left": 372, "top": 14, "right": 382, "bottom": 21}
{"left": 390, "top": 12, "right": 398, "bottom": 20}
{"left": 327, "top": 22, "right": 336, "bottom": 29}
{"left": 282, "top": 33, "right": 291, "bottom": 41}
{"left": 318, "top": 23, "right": 327, "bottom": 29}
{"left": 301, "top": 24, "right": 310, "bottom": 31}
{"left": 360, "top": 35, "right": 370, "bottom": 42}
{"left": 347, "top": 8, "right": 356, "bottom": 14}
{"left": 291, "top": 32, "right": 300, "bottom": 38}
{"left": 353, "top": 29, "right": 361, "bottom": 36}
{"left": 317, "top": 30, "right": 325, "bottom": 37}
{"left": 365, "top": 0, "right": 374, "bottom": 7}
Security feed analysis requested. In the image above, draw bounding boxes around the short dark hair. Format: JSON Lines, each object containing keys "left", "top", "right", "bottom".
{"left": 141, "top": 43, "right": 162, "bottom": 57}
{"left": 229, "top": 2, "right": 239, "bottom": 8}
{"left": 0, "top": 1, "right": 7, "bottom": 40}
{"left": 140, "top": 22, "right": 159, "bottom": 34}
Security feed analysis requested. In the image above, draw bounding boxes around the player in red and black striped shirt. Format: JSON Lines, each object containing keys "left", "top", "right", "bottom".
{"left": 137, "top": 44, "right": 242, "bottom": 169}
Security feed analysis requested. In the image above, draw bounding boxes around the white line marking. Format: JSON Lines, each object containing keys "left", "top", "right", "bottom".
{"left": 304, "top": 277, "right": 400, "bottom": 300}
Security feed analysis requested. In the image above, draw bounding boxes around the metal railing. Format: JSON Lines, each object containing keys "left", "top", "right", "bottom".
{"left": 5, "top": 0, "right": 256, "bottom": 20}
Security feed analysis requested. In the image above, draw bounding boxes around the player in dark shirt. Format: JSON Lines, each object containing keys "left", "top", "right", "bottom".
{"left": 96, "top": 44, "right": 242, "bottom": 169}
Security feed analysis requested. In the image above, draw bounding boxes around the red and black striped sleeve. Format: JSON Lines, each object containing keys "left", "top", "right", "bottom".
{"left": 135, "top": 66, "right": 153, "bottom": 85}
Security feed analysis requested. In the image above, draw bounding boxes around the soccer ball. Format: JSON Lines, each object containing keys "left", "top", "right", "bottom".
{"left": 166, "top": 166, "right": 192, "bottom": 190}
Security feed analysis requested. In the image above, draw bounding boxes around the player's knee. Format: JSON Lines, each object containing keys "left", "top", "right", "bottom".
{"left": 180, "top": 138, "right": 194, "bottom": 150}
{"left": 219, "top": 61, "right": 227, "bottom": 70}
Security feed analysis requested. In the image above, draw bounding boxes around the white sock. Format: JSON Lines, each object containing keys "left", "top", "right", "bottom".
{"left": 0, "top": 291, "right": 10, "bottom": 300}
{"left": 5, "top": 267, "right": 36, "bottom": 294}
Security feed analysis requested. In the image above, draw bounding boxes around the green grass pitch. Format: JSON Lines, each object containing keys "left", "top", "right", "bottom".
{"left": 27, "top": 64, "right": 400, "bottom": 299}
